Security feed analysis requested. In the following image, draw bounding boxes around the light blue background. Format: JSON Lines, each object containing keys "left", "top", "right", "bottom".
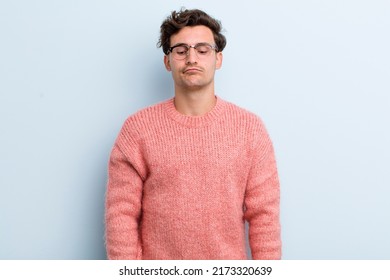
{"left": 1, "top": 0, "right": 389, "bottom": 259}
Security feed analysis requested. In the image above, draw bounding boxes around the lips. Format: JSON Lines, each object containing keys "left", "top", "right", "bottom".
{"left": 183, "top": 67, "right": 202, "bottom": 73}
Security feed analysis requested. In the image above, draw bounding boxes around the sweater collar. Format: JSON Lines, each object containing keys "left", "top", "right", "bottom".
{"left": 164, "top": 96, "right": 225, "bottom": 128}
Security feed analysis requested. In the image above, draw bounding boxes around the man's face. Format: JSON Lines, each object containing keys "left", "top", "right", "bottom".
{"left": 164, "top": 25, "right": 223, "bottom": 92}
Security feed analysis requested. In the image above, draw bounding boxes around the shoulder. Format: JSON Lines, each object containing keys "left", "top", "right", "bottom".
{"left": 126, "top": 99, "right": 170, "bottom": 125}
{"left": 219, "top": 98, "right": 266, "bottom": 130}
{"left": 219, "top": 98, "right": 273, "bottom": 150}
{"left": 121, "top": 99, "right": 170, "bottom": 131}
{"left": 115, "top": 99, "right": 171, "bottom": 145}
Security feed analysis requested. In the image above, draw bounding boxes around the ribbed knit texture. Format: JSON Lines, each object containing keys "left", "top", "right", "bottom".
{"left": 105, "top": 97, "right": 281, "bottom": 260}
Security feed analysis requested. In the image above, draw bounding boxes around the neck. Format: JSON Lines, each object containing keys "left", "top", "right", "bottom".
{"left": 174, "top": 86, "right": 216, "bottom": 116}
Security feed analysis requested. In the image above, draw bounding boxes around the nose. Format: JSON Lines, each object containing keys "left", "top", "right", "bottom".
{"left": 186, "top": 47, "right": 198, "bottom": 64}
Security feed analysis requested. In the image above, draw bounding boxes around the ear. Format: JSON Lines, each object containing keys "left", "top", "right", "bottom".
{"left": 164, "top": 55, "right": 171, "bottom": 71}
{"left": 215, "top": 52, "right": 223, "bottom": 70}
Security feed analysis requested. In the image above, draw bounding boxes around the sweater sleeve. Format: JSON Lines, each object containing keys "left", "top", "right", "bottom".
{"left": 105, "top": 143, "right": 143, "bottom": 259}
{"left": 244, "top": 122, "right": 281, "bottom": 260}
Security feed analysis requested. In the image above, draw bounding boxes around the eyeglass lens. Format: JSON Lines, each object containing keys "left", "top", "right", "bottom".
{"left": 170, "top": 43, "right": 215, "bottom": 59}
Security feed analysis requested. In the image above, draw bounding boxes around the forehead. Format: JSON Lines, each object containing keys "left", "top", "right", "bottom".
{"left": 170, "top": 25, "right": 215, "bottom": 45}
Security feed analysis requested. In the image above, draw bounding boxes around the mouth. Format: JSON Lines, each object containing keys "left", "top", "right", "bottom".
{"left": 183, "top": 67, "right": 202, "bottom": 74}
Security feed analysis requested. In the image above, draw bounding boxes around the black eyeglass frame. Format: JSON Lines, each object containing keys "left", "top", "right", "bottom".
{"left": 167, "top": 42, "right": 219, "bottom": 55}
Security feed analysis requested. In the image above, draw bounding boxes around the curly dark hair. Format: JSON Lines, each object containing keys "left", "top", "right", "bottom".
{"left": 157, "top": 8, "right": 227, "bottom": 55}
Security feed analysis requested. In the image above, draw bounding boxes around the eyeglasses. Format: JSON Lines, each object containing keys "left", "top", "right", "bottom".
{"left": 168, "top": 43, "right": 218, "bottom": 60}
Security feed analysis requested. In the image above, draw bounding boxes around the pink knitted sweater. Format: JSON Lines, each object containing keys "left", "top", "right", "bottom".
{"left": 105, "top": 97, "right": 281, "bottom": 260}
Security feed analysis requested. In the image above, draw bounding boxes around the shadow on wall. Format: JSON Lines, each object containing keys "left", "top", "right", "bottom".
{"left": 83, "top": 146, "right": 110, "bottom": 260}
{"left": 127, "top": 48, "right": 173, "bottom": 108}
{"left": 92, "top": 161, "right": 109, "bottom": 260}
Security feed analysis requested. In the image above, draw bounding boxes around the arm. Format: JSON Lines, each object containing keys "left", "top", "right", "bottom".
{"left": 244, "top": 127, "right": 281, "bottom": 260}
{"left": 105, "top": 144, "right": 143, "bottom": 259}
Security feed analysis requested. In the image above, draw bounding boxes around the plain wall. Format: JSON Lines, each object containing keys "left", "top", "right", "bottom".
{"left": 1, "top": 0, "right": 389, "bottom": 259}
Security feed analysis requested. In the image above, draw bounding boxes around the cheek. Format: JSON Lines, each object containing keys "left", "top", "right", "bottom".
{"left": 170, "top": 62, "right": 184, "bottom": 74}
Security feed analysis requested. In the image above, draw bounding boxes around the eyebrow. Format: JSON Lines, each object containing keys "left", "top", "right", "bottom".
{"left": 170, "top": 42, "right": 212, "bottom": 48}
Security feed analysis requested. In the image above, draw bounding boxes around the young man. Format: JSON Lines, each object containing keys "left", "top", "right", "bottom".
{"left": 105, "top": 9, "right": 281, "bottom": 260}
